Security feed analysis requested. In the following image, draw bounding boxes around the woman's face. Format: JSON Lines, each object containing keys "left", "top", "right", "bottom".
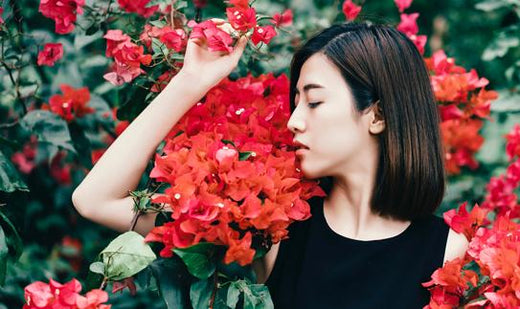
{"left": 287, "top": 52, "right": 381, "bottom": 179}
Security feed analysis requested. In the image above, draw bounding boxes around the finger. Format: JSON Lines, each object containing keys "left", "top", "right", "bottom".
{"left": 210, "top": 18, "right": 226, "bottom": 25}
{"left": 229, "top": 36, "right": 248, "bottom": 62}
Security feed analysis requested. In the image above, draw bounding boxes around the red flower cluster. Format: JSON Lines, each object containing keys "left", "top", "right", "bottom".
{"left": 188, "top": 19, "right": 235, "bottom": 53}
{"left": 479, "top": 124, "right": 520, "bottom": 219}
{"left": 37, "top": 43, "right": 63, "bottom": 67}
{"left": 39, "top": 0, "right": 85, "bottom": 34}
{"left": 23, "top": 278, "right": 110, "bottom": 309}
{"left": 423, "top": 215, "right": 520, "bottom": 308}
{"left": 139, "top": 24, "right": 188, "bottom": 53}
{"left": 42, "top": 84, "right": 94, "bottom": 122}
{"left": 443, "top": 202, "right": 491, "bottom": 241}
{"left": 424, "top": 50, "right": 498, "bottom": 174}
{"left": 145, "top": 73, "right": 325, "bottom": 266}
{"left": 103, "top": 30, "right": 152, "bottom": 85}
{"left": 397, "top": 12, "right": 426, "bottom": 54}
{"left": 117, "top": 0, "right": 158, "bottom": 18}
{"left": 424, "top": 125, "right": 520, "bottom": 307}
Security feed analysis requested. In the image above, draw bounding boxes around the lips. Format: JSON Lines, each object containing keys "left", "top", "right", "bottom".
{"left": 292, "top": 140, "right": 309, "bottom": 150}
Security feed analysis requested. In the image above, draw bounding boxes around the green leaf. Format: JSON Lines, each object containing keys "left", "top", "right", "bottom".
{"left": 150, "top": 258, "right": 190, "bottom": 309}
{"left": 243, "top": 284, "right": 273, "bottom": 309}
{"left": 226, "top": 280, "right": 274, "bottom": 309}
{"left": 490, "top": 90, "right": 520, "bottom": 112}
{"left": 221, "top": 140, "right": 236, "bottom": 148}
{"left": 239, "top": 151, "right": 255, "bottom": 161}
{"left": 89, "top": 261, "right": 105, "bottom": 275}
{"left": 482, "top": 35, "right": 519, "bottom": 61}
{"left": 475, "top": 0, "right": 510, "bottom": 11}
{"left": 20, "top": 110, "right": 75, "bottom": 155}
{"left": 0, "top": 150, "right": 29, "bottom": 193}
{"left": 226, "top": 282, "right": 241, "bottom": 308}
{"left": 0, "top": 226, "right": 7, "bottom": 286}
{"left": 0, "top": 209, "right": 23, "bottom": 261}
{"left": 217, "top": 260, "right": 256, "bottom": 283}
{"left": 173, "top": 243, "right": 217, "bottom": 280}
{"left": 68, "top": 122, "right": 93, "bottom": 169}
{"left": 100, "top": 231, "right": 157, "bottom": 281}
{"left": 190, "top": 278, "right": 213, "bottom": 309}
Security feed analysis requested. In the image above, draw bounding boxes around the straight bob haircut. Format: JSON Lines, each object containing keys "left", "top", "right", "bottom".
{"left": 289, "top": 22, "right": 446, "bottom": 221}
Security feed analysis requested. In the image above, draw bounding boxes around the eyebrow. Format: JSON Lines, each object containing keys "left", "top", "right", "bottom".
{"left": 294, "top": 83, "right": 325, "bottom": 94}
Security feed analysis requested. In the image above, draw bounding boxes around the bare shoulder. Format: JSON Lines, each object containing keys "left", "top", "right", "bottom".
{"left": 443, "top": 228, "right": 470, "bottom": 264}
{"left": 252, "top": 242, "right": 280, "bottom": 284}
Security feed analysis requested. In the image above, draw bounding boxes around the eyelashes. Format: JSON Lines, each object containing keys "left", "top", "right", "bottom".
{"left": 308, "top": 102, "right": 322, "bottom": 108}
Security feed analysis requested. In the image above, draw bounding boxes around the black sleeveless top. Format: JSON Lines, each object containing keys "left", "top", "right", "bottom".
{"left": 265, "top": 196, "right": 450, "bottom": 309}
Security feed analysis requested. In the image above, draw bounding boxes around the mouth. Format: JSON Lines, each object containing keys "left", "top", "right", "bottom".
{"left": 292, "top": 140, "right": 310, "bottom": 151}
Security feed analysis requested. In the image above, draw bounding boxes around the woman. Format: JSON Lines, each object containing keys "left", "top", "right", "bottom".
{"left": 73, "top": 21, "right": 469, "bottom": 308}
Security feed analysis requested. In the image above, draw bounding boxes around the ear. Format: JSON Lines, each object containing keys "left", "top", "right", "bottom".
{"left": 368, "top": 101, "right": 385, "bottom": 135}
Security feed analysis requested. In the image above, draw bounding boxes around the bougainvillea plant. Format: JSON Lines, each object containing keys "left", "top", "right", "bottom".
{"left": 2, "top": 0, "right": 513, "bottom": 308}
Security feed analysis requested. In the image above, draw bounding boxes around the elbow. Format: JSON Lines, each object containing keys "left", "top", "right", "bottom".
{"left": 72, "top": 187, "right": 94, "bottom": 220}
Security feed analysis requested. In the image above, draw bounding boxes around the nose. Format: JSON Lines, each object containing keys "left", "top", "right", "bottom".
{"left": 287, "top": 107, "right": 306, "bottom": 134}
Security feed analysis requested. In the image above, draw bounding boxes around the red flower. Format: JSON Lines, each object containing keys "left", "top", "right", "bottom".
{"left": 37, "top": 43, "right": 63, "bottom": 67}
{"left": 342, "top": 0, "right": 362, "bottom": 21}
{"left": 103, "top": 30, "right": 152, "bottom": 85}
{"left": 39, "top": 0, "right": 85, "bottom": 34}
{"left": 117, "top": 0, "right": 158, "bottom": 18}
{"left": 11, "top": 136, "right": 38, "bottom": 174}
{"left": 224, "top": 232, "right": 256, "bottom": 266}
{"left": 0, "top": 7, "right": 4, "bottom": 24}
{"left": 226, "top": 7, "right": 257, "bottom": 32}
{"left": 394, "top": 0, "right": 413, "bottom": 13}
{"left": 443, "top": 202, "right": 490, "bottom": 240}
{"left": 24, "top": 281, "right": 54, "bottom": 308}
{"left": 160, "top": 28, "right": 188, "bottom": 52}
{"left": 23, "top": 278, "right": 110, "bottom": 309}
{"left": 228, "top": 0, "right": 250, "bottom": 9}
{"left": 408, "top": 34, "right": 426, "bottom": 55}
{"left": 188, "top": 20, "right": 234, "bottom": 53}
{"left": 45, "top": 84, "right": 93, "bottom": 122}
{"left": 397, "top": 13, "right": 419, "bottom": 36}
{"left": 272, "top": 9, "right": 293, "bottom": 27}
{"left": 506, "top": 124, "right": 520, "bottom": 161}
{"left": 251, "top": 25, "right": 277, "bottom": 46}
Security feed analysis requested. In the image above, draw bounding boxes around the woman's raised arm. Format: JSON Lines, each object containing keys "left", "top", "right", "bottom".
{"left": 72, "top": 33, "right": 248, "bottom": 236}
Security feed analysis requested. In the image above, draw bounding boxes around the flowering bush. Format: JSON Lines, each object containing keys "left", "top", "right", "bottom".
{"left": 0, "top": 0, "right": 518, "bottom": 308}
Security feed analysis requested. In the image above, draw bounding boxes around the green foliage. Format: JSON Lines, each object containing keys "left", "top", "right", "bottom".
{"left": 100, "top": 231, "right": 156, "bottom": 281}
{"left": 173, "top": 242, "right": 218, "bottom": 280}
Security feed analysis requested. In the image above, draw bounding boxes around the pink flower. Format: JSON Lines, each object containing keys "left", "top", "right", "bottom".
{"left": 37, "top": 43, "right": 63, "bottom": 66}
{"left": 272, "top": 9, "right": 293, "bottom": 27}
{"left": 39, "top": 0, "right": 85, "bottom": 34}
{"left": 188, "top": 20, "right": 234, "bottom": 53}
{"left": 408, "top": 34, "right": 426, "bottom": 55}
{"left": 160, "top": 28, "right": 188, "bottom": 52}
{"left": 251, "top": 25, "right": 277, "bottom": 46}
{"left": 226, "top": 7, "right": 257, "bottom": 32}
{"left": 394, "top": 0, "right": 413, "bottom": 13}
{"left": 342, "top": 0, "right": 362, "bottom": 21}
{"left": 117, "top": 0, "right": 158, "bottom": 18}
{"left": 397, "top": 13, "right": 419, "bottom": 36}
{"left": 0, "top": 7, "right": 4, "bottom": 24}
{"left": 103, "top": 29, "right": 152, "bottom": 85}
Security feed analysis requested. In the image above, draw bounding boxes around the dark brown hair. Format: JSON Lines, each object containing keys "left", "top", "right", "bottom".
{"left": 290, "top": 22, "right": 446, "bottom": 221}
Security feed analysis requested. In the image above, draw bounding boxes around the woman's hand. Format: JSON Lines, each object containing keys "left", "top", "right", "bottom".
{"left": 179, "top": 19, "right": 248, "bottom": 90}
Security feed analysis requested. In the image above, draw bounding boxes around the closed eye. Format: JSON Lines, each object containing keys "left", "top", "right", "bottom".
{"left": 308, "top": 102, "right": 322, "bottom": 108}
